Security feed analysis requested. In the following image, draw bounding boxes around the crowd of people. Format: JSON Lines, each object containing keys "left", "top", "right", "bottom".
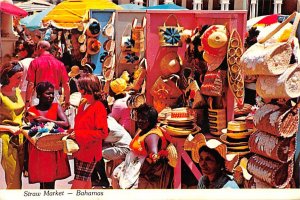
{"left": 0, "top": 38, "right": 240, "bottom": 189}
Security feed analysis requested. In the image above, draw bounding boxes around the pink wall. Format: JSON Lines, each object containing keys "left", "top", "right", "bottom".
{"left": 145, "top": 10, "right": 247, "bottom": 120}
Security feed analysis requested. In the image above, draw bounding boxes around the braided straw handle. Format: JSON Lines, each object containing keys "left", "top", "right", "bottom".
{"left": 258, "top": 12, "right": 300, "bottom": 44}
{"left": 163, "top": 14, "right": 181, "bottom": 28}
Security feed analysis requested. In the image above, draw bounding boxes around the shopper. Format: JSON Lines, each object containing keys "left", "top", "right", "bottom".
{"left": 70, "top": 73, "right": 108, "bottom": 189}
{"left": 0, "top": 61, "right": 25, "bottom": 189}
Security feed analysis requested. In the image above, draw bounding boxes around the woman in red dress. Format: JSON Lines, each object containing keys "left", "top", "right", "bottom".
{"left": 27, "top": 81, "right": 70, "bottom": 189}
{"left": 70, "top": 73, "right": 108, "bottom": 189}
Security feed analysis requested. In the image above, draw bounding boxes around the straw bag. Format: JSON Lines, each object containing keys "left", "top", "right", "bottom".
{"left": 160, "top": 51, "right": 181, "bottom": 78}
{"left": 256, "top": 64, "right": 300, "bottom": 99}
{"left": 127, "top": 58, "right": 147, "bottom": 92}
{"left": 208, "top": 108, "right": 227, "bottom": 136}
{"left": 121, "top": 23, "right": 133, "bottom": 52}
{"left": 150, "top": 75, "right": 182, "bottom": 113}
{"left": 158, "top": 14, "right": 183, "bottom": 47}
{"left": 241, "top": 12, "right": 300, "bottom": 76}
{"left": 131, "top": 17, "right": 146, "bottom": 53}
{"left": 247, "top": 155, "right": 294, "bottom": 188}
{"left": 185, "top": 80, "right": 206, "bottom": 109}
{"left": 253, "top": 104, "right": 299, "bottom": 138}
{"left": 201, "top": 69, "right": 227, "bottom": 96}
{"left": 249, "top": 130, "right": 295, "bottom": 163}
{"left": 62, "top": 135, "right": 79, "bottom": 154}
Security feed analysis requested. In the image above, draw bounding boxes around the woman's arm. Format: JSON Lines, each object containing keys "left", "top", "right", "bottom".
{"left": 0, "top": 125, "right": 22, "bottom": 135}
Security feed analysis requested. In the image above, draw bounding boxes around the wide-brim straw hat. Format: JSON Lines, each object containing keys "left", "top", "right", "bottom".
{"left": 233, "top": 157, "right": 252, "bottom": 185}
{"left": 184, "top": 133, "right": 239, "bottom": 172}
{"left": 221, "top": 120, "right": 253, "bottom": 139}
{"left": 87, "top": 38, "right": 101, "bottom": 55}
{"left": 220, "top": 133, "right": 249, "bottom": 147}
{"left": 165, "top": 125, "right": 201, "bottom": 137}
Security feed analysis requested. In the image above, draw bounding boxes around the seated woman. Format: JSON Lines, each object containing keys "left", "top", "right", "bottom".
{"left": 27, "top": 81, "right": 70, "bottom": 189}
{"left": 112, "top": 103, "right": 173, "bottom": 189}
{"left": 195, "top": 134, "right": 239, "bottom": 189}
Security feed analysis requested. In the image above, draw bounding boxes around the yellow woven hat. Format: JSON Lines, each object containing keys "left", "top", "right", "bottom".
{"left": 110, "top": 78, "right": 127, "bottom": 95}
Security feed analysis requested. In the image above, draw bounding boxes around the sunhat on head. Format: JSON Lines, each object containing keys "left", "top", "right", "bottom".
{"left": 87, "top": 38, "right": 101, "bottom": 55}
{"left": 83, "top": 62, "right": 96, "bottom": 73}
{"left": 184, "top": 133, "right": 239, "bottom": 172}
{"left": 110, "top": 78, "right": 127, "bottom": 95}
{"left": 68, "top": 65, "right": 80, "bottom": 78}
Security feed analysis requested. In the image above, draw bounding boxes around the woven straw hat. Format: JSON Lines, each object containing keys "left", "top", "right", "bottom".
{"left": 110, "top": 78, "right": 127, "bottom": 95}
{"left": 184, "top": 133, "right": 239, "bottom": 172}
{"left": 159, "top": 51, "right": 181, "bottom": 77}
{"left": 87, "top": 38, "right": 101, "bottom": 55}
{"left": 68, "top": 65, "right": 80, "bottom": 78}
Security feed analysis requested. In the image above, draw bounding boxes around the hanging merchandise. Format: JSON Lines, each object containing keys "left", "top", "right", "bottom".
{"left": 248, "top": 130, "right": 295, "bottom": 163}
{"left": 252, "top": 104, "right": 299, "bottom": 138}
{"left": 86, "top": 18, "right": 101, "bottom": 38}
{"left": 150, "top": 75, "right": 182, "bottom": 113}
{"left": 227, "top": 29, "right": 245, "bottom": 107}
{"left": 131, "top": 17, "right": 146, "bottom": 53}
{"left": 86, "top": 38, "right": 101, "bottom": 55}
{"left": 121, "top": 23, "right": 134, "bottom": 52}
{"left": 256, "top": 64, "right": 300, "bottom": 99}
{"left": 241, "top": 12, "right": 300, "bottom": 76}
{"left": 158, "top": 14, "right": 184, "bottom": 47}
{"left": 201, "top": 69, "right": 227, "bottom": 97}
{"left": 103, "top": 12, "right": 115, "bottom": 38}
{"left": 184, "top": 80, "right": 206, "bottom": 109}
{"left": 247, "top": 155, "right": 294, "bottom": 188}
{"left": 159, "top": 51, "right": 182, "bottom": 78}
{"left": 201, "top": 25, "right": 229, "bottom": 71}
{"left": 126, "top": 58, "right": 147, "bottom": 92}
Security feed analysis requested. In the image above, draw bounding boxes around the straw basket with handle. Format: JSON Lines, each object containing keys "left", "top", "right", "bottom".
{"left": 241, "top": 12, "right": 300, "bottom": 76}
{"left": 158, "top": 14, "right": 183, "bottom": 47}
{"left": 256, "top": 64, "right": 300, "bottom": 99}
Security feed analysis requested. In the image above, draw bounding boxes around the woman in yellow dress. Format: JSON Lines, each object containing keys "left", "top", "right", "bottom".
{"left": 0, "top": 61, "right": 25, "bottom": 189}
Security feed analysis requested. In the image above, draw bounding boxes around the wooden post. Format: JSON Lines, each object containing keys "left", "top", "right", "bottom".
{"left": 208, "top": 0, "right": 213, "bottom": 10}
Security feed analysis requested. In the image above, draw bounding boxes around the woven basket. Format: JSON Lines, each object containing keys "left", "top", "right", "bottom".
{"left": 247, "top": 155, "right": 293, "bottom": 188}
{"left": 256, "top": 64, "right": 300, "bottom": 99}
{"left": 208, "top": 108, "right": 227, "bottom": 136}
{"left": 253, "top": 104, "right": 299, "bottom": 138}
{"left": 249, "top": 130, "right": 295, "bottom": 163}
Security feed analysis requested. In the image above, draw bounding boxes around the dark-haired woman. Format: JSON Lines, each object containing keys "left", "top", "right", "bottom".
{"left": 198, "top": 146, "right": 239, "bottom": 189}
{"left": 27, "top": 81, "right": 70, "bottom": 189}
{"left": 70, "top": 73, "right": 108, "bottom": 189}
{"left": 0, "top": 61, "right": 24, "bottom": 189}
{"left": 112, "top": 103, "right": 173, "bottom": 189}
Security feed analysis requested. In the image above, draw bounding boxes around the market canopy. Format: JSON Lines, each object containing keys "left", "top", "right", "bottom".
{"left": 15, "top": 0, "right": 53, "bottom": 13}
{"left": 42, "top": 0, "right": 122, "bottom": 29}
{"left": 20, "top": 5, "right": 55, "bottom": 31}
{"left": 142, "top": 3, "right": 188, "bottom": 10}
{"left": 119, "top": 3, "right": 145, "bottom": 10}
{"left": 0, "top": 1, "right": 28, "bottom": 17}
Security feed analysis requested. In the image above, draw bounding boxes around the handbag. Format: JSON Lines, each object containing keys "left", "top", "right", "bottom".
{"left": 201, "top": 69, "right": 227, "bottom": 96}
{"left": 131, "top": 17, "right": 146, "bottom": 53}
{"left": 150, "top": 75, "right": 183, "bottom": 112}
{"left": 120, "top": 23, "right": 133, "bottom": 52}
{"left": 185, "top": 80, "right": 206, "bottom": 109}
{"left": 241, "top": 12, "right": 300, "bottom": 76}
{"left": 62, "top": 135, "right": 79, "bottom": 154}
{"left": 116, "top": 151, "right": 146, "bottom": 189}
{"left": 158, "top": 14, "right": 184, "bottom": 47}
{"left": 256, "top": 64, "right": 300, "bottom": 99}
{"left": 126, "top": 58, "right": 147, "bottom": 92}
{"left": 253, "top": 104, "right": 299, "bottom": 138}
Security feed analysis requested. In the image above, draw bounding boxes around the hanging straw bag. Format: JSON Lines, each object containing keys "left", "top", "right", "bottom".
{"left": 158, "top": 14, "right": 184, "bottom": 47}
{"left": 201, "top": 69, "right": 227, "bottom": 97}
{"left": 121, "top": 23, "right": 133, "bottom": 52}
{"left": 253, "top": 104, "right": 299, "bottom": 138}
{"left": 241, "top": 12, "right": 300, "bottom": 75}
{"left": 256, "top": 64, "right": 300, "bottom": 99}
{"left": 131, "top": 17, "right": 146, "bottom": 53}
{"left": 247, "top": 155, "right": 294, "bottom": 188}
{"left": 185, "top": 80, "right": 206, "bottom": 109}
{"left": 249, "top": 130, "right": 295, "bottom": 163}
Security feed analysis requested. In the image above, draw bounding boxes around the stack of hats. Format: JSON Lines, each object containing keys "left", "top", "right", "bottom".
{"left": 220, "top": 121, "right": 253, "bottom": 156}
{"left": 165, "top": 107, "right": 201, "bottom": 137}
